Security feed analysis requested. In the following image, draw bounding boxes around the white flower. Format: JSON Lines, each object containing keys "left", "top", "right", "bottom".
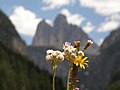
{"left": 71, "top": 47, "right": 77, "bottom": 53}
{"left": 57, "top": 54, "right": 64, "bottom": 60}
{"left": 87, "top": 40, "right": 93, "bottom": 45}
{"left": 63, "top": 42, "right": 77, "bottom": 55}
{"left": 71, "top": 53, "right": 77, "bottom": 59}
{"left": 46, "top": 49, "right": 53, "bottom": 55}
{"left": 46, "top": 50, "right": 64, "bottom": 63}
{"left": 63, "top": 42, "right": 71, "bottom": 49}
{"left": 78, "top": 51, "right": 84, "bottom": 56}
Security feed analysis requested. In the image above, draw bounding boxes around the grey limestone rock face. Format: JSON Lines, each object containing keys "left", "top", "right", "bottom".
{"left": 32, "top": 14, "right": 98, "bottom": 53}
{"left": 32, "top": 19, "right": 53, "bottom": 47}
{"left": 100, "top": 28, "right": 120, "bottom": 50}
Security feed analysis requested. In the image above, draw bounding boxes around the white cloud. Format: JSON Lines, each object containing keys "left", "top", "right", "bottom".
{"left": 106, "top": 14, "right": 120, "bottom": 21}
{"left": 79, "top": 0, "right": 120, "bottom": 16}
{"left": 42, "top": 0, "right": 76, "bottom": 10}
{"left": 60, "top": 9, "right": 85, "bottom": 26}
{"left": 83, "top": 22, "right": 94, "bottom": 33}
{"left": 97, "top": 20, "right": 120, "bottom": 32}
{"left": 9, "top": 6, "right": 41, "bottom": 36}
{"left": 61, "top": 9, "right": 71, "bottom": 17}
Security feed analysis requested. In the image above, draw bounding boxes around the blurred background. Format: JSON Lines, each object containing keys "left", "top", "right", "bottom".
{"left": 0, "top": 0, "right": 120, "bottom": 90}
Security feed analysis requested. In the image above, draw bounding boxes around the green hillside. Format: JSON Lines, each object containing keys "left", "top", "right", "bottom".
{"left": 0, "top": 42, "right": 64, "bottom": 90}
{"left": 105, "top": 70, "right": 120, "bottom": 90}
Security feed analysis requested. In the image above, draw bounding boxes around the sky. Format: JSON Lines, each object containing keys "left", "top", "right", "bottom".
{"left": 0, "top": 0, "right": 120, "bottom": 45}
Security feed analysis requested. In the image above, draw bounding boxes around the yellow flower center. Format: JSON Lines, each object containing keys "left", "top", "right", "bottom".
{"left": 74, "top": 55, "right": 89, "bottom": 69}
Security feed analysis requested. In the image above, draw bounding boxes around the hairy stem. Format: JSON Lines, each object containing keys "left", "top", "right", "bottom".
{"left": 67, "top": 66, "right": 71, "bottom": 90}
{"left": 70, "top": 64, "right": 78, "bottom": 90}
{"left": 52, "top": 65, "right": 57, "bottom": 90}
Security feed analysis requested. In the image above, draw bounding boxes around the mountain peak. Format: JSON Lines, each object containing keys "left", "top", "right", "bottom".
{"left": 38, "top": 19, "right": 50, "bottom": 26}
{"left": 32, "top": 13, "right": 98, "bottom": 53}
{"left": 36, "top": 19, "right": 52, "bottom": 34}
{"left": 32, "top": 19, "right": 52, "bottom": 46}
{"left": 40, "top": 19, "right": 46, "bottom": 23}
{"left": 54, "top": 13, "right": 68, "bottom": 26}
{"left": 101, "top": 28, "right": 120, "bottom": 50}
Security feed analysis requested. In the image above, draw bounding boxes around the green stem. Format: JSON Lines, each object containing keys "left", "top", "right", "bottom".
{"left": 52, "top": 65, "right": 57, "bottom": 90}
{"left": 67, "top": 66, "right": 71, "bottom": 90}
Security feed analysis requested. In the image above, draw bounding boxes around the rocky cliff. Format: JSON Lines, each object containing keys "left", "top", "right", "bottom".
{"left": 81, "top": 28, "right": 120, "bottom": 90}
{"left": 32, "top": 14, "right": 98, "bottom": 54}
{"left": 100, "top": 28, "right": 120, "bottom": 51}
{"left": 96, "top": 29, "right": 120, "bottom": 90}
{"left": 0, "top": 10, "right": 26, "bottom": 55}
{"left": 32, "top": 19, "right": 52, "bottom": 47}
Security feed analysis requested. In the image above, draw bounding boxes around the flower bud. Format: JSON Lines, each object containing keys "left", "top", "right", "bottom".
{"left": 74, "top": 41, "right": 80, "bottom": 48}
{"left": 83, "top": 40, "right": 93, "bottom": 51}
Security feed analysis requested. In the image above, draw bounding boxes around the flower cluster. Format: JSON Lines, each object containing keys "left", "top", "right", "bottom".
{"left": 46, "top": 40, "right": 93, "bottom": 69}
{"left": 63, "top": 42, "right": 77, "bottom": 54}
{"left": 45, "top": 40, "right": 93, "bottom": 90}
{"left": 46, "top": 50, "right": 64, "bottom": 64}
{"left": 62, "top": 42, "right": 89, "bottom": 69}
{"left": 63, "top": 42, "right": 77, "bottom": 62}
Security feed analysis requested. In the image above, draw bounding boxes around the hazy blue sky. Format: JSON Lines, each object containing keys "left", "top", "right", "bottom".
{"left": 0, "top": 0, "right": 120, "bottom": 45}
